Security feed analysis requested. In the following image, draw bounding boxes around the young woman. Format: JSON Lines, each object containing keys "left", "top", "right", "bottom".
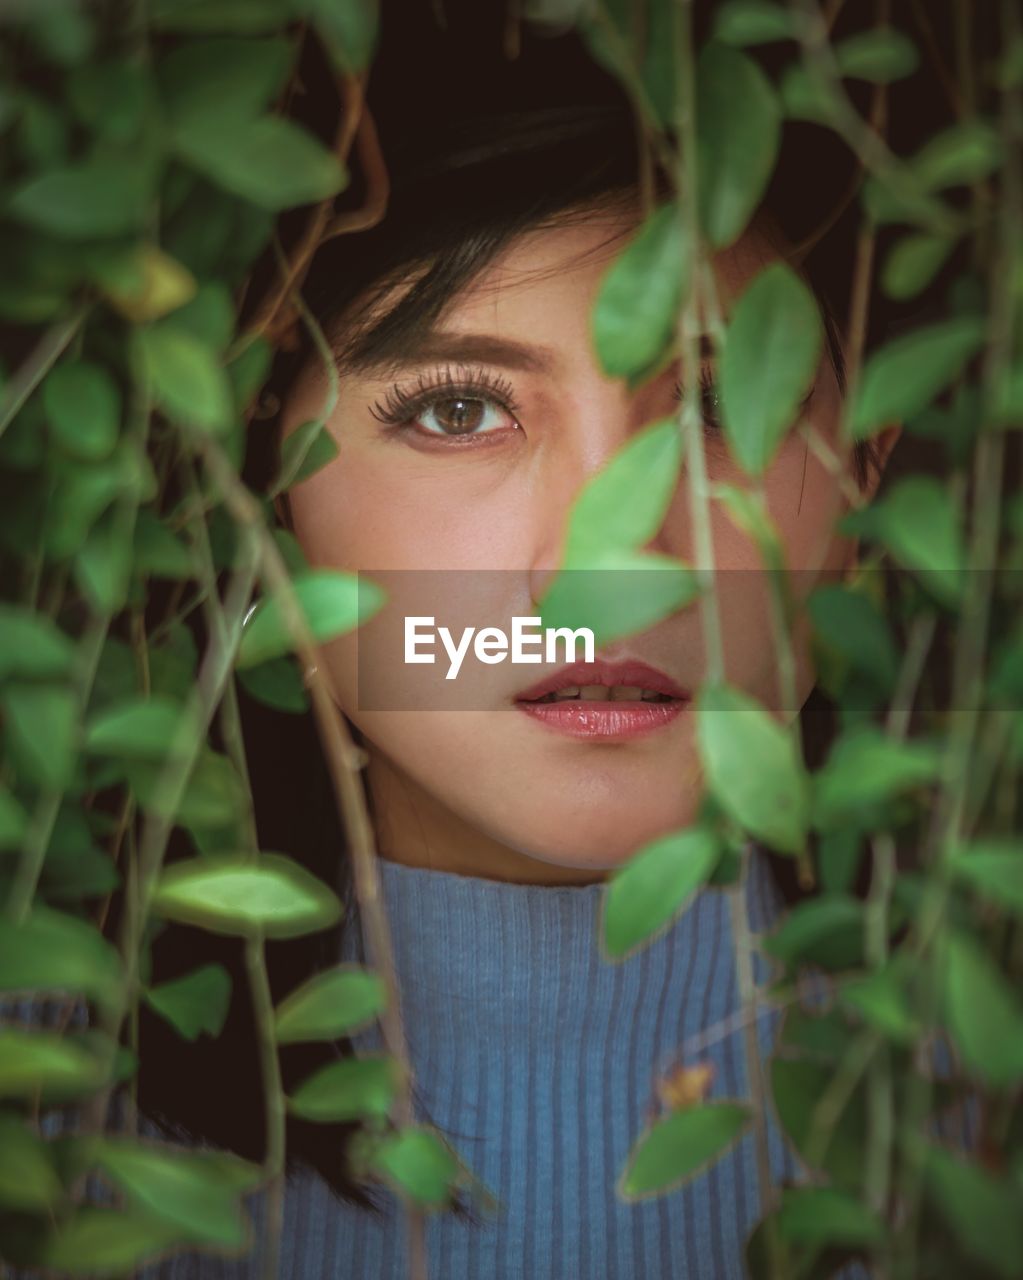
{"left": 131, "top": 12, "right": 909, "bottom": 1280}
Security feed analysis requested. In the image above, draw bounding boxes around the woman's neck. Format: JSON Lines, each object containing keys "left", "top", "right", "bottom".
{"left": 366, "top": 748, "right": 612, "bottom": 886}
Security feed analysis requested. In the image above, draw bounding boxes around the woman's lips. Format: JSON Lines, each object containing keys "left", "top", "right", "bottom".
{"left": 513, "top": 659, "right": 690, "bottom": 741}
{"left": 516, "top": 697, "right": 687, "bottom": 739}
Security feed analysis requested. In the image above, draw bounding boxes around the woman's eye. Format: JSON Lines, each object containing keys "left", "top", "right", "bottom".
{"left": 672, "top": 376, "right": 723, "bottom": 431}
{"left": 368, "top": 367, "right": 524, "bottom": 442}
{"left": 414, "top": 394, "right": 520, "bottom": 438}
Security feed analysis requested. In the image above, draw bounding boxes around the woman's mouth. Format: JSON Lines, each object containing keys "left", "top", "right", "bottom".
{"left": 513, "top": 660, "right": 690, "bottom": 741}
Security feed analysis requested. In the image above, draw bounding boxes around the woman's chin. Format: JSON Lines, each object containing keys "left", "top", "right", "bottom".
{"left": 498, "top": 800, "right": 699, "bottom": 872}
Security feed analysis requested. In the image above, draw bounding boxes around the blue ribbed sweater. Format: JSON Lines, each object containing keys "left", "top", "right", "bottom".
{"left": 143, "top": 847, "right": 804, "bottom": 1279}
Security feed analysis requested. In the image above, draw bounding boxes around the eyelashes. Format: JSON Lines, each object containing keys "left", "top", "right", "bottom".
{"left": 367, "top": 360, "right": 729, "bottom": 440}
{"left": 368, "top": 363, "right": 523, "bottom": 432}
{"left": 674, "top": 367, "right": 723, "bottom": 432}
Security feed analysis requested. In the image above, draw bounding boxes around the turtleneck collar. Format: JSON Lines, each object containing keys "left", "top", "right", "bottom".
{"left": 338, "top": 842, "right": 784, "bottom": 1051}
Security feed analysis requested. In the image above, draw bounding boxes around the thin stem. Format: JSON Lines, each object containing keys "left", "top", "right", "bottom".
{"left": 197, "top": 439, "right": 429, "bottom": 1280}
{"left": 5, "top": 615, "right": 109, "bottom": 922}
{"left": 587, "top": 0, "right": 681, "bottom": 184}
{"left": 841, "top": 0, "right": 889, "bottom": 451}
{"left": 729, "top": 867, "right": 789, "bottom": 1279}
{"left": 804, "top": 1029, "right": 881, "bottom": 1172}
{"left": 83, "top": 524, "right": 263, "bottom": 1153}
{"left": 245, "top": 934, "right": 287, "bottom": 1280}
{"left": 239, "top": 74, "right": 388, "bottom": 352}
{"left": 184, "top": 455, "right": 260, "bottom": 855}
{"left": 894, "top": 0, "right": 1020, "bottom": 1262}
{"left": 796, "top": 0, "right": 965, "bottom": 241}
{"left": 0, "top": 305, "right": 89, "bottom": 440}
{"left": 673, "top": 0, "right": 724, "bottom": 683}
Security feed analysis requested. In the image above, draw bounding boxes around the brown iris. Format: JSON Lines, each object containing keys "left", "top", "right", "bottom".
{"left": 432, "top": 396, "right": 487, "bottom": 434}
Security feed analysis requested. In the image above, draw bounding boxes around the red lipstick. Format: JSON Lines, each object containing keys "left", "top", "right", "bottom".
{"left": 514, "top": 659, "right": 690, "bottom": 741}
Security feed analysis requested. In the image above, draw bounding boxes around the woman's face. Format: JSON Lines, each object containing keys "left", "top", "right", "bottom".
{"left": 281, "top": 202, "right": 896, "bottom": 884}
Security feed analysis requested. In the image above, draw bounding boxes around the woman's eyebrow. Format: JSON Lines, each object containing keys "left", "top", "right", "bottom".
{"left": 349, "top": 331, "right": 559, "bottom": 378}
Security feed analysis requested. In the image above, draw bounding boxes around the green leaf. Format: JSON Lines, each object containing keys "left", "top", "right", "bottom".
{"left": 151, "top": 852, "right": 343, "bottom": 940}
{"left": 7, "top": 156, "right": 154, "bottom": 238}
{"left": 39, "top": 1206, "right": 185, "bottom": 1275}
{"left": 619, "top": 1101, "right": 750, "bottom": 1197}
{"left": 840, "top": 963, "right": 919, "bottom": 1044}
{"left": 95, "top": 244, "right": 198, "bottom": 323}
{"left": 151, "top": 0, "right": 296, "bottom": 33}
{"left": 0, "top": 785, "right": 30, "bottom": 851}
{"left": 0, "top": 606, "right": 76, "bottom": 681}
{"left": 713, "top": 1, "right": 800, "bottom": 45}
{"left": 780, "top": 63, "right": 842, "bottom": 125}
{"left": 564, "top": 417, "right": 683, "bottom": 560}
{"left": 147, "top": 623, "right": 198, "bottom": 702}
{"left": 74, "top": 506, "right": 135, "bottom": 615}
{"left": 834, "top": 28, "right": 919, "bottom": 83}
{"left": 236, "top": 654, "right": 310, "bottom": 713}
{"left": 861, "top": 172, "right": 952, "bottom": 230}
{"left": 538, "top": 551, "right": 700, "bottom": 649}
{"left": 697, "top": 43, "right": 781, "bottom": 248}
{"left": 272, "top": 417, "right": 341, "bottom": 495}
{"left": 806, "top": 584, "right": 899, "bottom": 692}
{"left": 764, "top": 895, "right": 865, "bottom": 970}
{"left": 776, "top": 1185, "right": 884, "bottom": 1246}
{"left": 45, "top": 443, "right": 157, "bottom": 563}
{"left": 179, "top": 749, "right": 247, "bottom": 830}
{"left": 0, "top": 1113, "right": 64, "bottom": 1212}
{"left": 40, "top": 806, "right": 121, "bottom": 902}
{"left": 172, "top": 114, "right": 346, "bottom": 211}
{"left": 127, "top": 746, "right": 248, "bottom": 832}
{"left": 923, "top": 1146, "right": 1023, "bottom": 1280}
{"left": 697, "top": 682, "right": 809, "bottom": 856}
{"left": 947, "top": 839, "right": 1023, "bottom": 915}
{"left": 132, "top": 510, "right": 195, "bottom": 579}
{"left": 719, "top": 262, "right": 822, "bottom": 475}
{"left": 369, "top": 1126, "right": 459, "bottom": 1209}
{"left": 913, "top": 121, "right": 1003, "bottom": 191}
{"left": 0, "top": 1028, "right": 110, "bottom": 1101}
{"left": 591, "top": 202, "right": 688, "bottom": 384}
{"left": 144, "top": 963, "right": 232, "bottom": 1041}
{"left": 227, "top": 336, "right": 272, "bottom": 412}
{"left": 303, "top": 0, "right": 380, "bottom": 74}
{"left": 711, "top": 484, "right": 782, "bottom": 565}
{"left": 843, "top": 476, "right": 967, "bottom": 608}
{"left": 287, "top": 1053, "right": 402, "bottom": 1122}
{"left": 159, "top": 36, "right": 294, "bottom": 125}
{"left": 274, "top": 964, "right": 387, "bottom": 1043}
{"left": 577, "top": 0, "right": 676, "bottom": 126}
{"left": 0, "top": 906, "right": 123, "bottom": 1011}
{"left": 811, "top": 725, "right": 941, "bottom": 829}
{"left": 603, "top": 826, "right": 722, "bottom": 960}
{"left": 236, "top": 569, "right": 386, "bottom": 669}
{"left": 136, "top": 324, "right": 234, "bottom": 434}
{"left": 997, "top": 37, "right": 1023, "bottom": 90}
{"left": 67, "top": 59, "right": 150, "bottom": 141}
{"left": 85, "top": 695, "right": 197, "bottom": 760}
{"left": 43, "top": 361, "right": 121, "bottom": 460}
{"left": 2, "top": 682, "right": 79, "bottom": 791}
{"left": 97, "top": 1139, "right": 251, "bottom": 1247}
{"left": 771, "top": 1056, "right": 867, "bottom": 1192}
{"left": 162, "top": 281, "right": 236, "bottom": 351}
{"left": 881, "top": 232, "right": 957, "bottom": 300}
{"left": 849, "top": 316, "right": 986, "bottom": 438}
{"left": 942, "top": 931, "right": 1023, "bottom": 1087}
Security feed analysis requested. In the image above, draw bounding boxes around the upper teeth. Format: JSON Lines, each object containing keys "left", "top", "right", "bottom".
{"left": 534, "top": 686, "right": 673, "bottom": 703}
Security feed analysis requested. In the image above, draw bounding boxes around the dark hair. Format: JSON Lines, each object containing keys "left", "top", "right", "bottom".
{"left": 135, "top": 1, "right": 964, "bottom": 1217}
